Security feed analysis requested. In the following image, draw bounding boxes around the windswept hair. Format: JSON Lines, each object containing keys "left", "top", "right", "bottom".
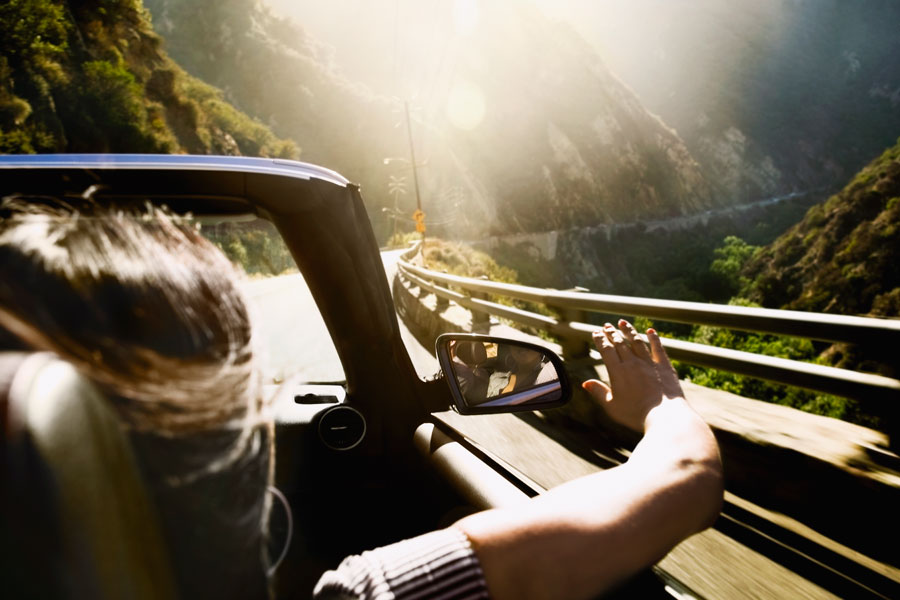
{"left": 0, "top": 195, "right": 263, "bottom": 438}
{"left": 0, "top": 195, "right": 276, "bottom": 596}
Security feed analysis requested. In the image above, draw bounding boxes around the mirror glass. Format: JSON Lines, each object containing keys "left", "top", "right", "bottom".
{"left": 438, "top": 336, "right": 567, "bottom": 413}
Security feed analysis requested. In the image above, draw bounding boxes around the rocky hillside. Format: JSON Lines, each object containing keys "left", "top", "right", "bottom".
{"left": 557, "top": 0, "right": 900, "bottom": 204}
{"left": 0, "top": 0, "right": 295, "bottom": 157}
{"left": 430, "top": 1, "right": 716, "bottom": 232}
{"left": 742, "top": 140, "right": 900, "bottom": 374}
{"left": 143, "top": 0, "right": 400, "bottom": 224}
{"left": 144, "top": 0, "right": 717, "bottom": 239}
{"left": 744, "top": 140, "right": 900, "bottom": 317}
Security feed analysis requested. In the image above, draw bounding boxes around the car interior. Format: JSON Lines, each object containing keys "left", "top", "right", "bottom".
{"left": 0, "top": 156, "right": 672, "bottom": 599}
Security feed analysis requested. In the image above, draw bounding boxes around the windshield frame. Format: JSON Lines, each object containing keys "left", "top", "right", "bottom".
{"left": 0, "top": 155, "right": 427, "bottom": 421}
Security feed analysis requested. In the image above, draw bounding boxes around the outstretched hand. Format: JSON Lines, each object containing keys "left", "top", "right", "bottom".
{"left": 582, "top": 319, "right": 684, "bottom": 432}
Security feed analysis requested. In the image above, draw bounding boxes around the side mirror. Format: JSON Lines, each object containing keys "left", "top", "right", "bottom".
{"left": 435, "top": 333, "right": 571, "bottom": 415}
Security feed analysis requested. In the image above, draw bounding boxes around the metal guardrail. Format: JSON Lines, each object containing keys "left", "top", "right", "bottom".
{"left": 398, "top": 259, "right": 900, "bottom": 406}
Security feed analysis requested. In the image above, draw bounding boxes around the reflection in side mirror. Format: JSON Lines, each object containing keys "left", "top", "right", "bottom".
{"left": 435, "top": 334, "right": 571, "bottom": 415}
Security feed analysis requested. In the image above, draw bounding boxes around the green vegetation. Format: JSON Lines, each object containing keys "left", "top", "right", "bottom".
{"left": 142, "top": 0, "right": 396, "bottom": 239}
{"left": 628, "top": 233, "right": 886, "bottom": 429}
{"left": 742, "top": 137, "right": 900, "bottom": 378}
{"left": 709, "top": 236, "right": 759, "bottom": 298}
{"left": 669, "top": 298, "right": 876, "bottom": 428}
{"left": 201, "top": 220, "right": 296, "bottom": 277}
{"left": 0, "top": 0, "right": 297, "bottom": 156}
{"left": 422, "top": 238, "right": 557, "bottom": 340}
{"left": 477, "top": 170, "right": 897, "bottom": 428}
{"left": 423, "top": 239, "right": 518, "bottom": 283}
{"left": 489, "top": 194, "right": 815, "bottom": 305}
{"left": 654, "top": 137, "right": 900, "bottom": 429}
{"left": 386, "top": 231, "right": 422, "bottom": 249}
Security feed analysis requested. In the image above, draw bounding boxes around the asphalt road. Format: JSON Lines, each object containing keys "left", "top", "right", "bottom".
{"left": 242, "top": 247, "right": 437, "bottom": 386}
{"left": 242, "top": 272, "right": 344, "bottom": 385}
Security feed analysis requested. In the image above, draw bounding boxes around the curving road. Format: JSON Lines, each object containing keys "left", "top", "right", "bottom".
{"left": 242, "top": 273, "right": 344, "bottom": 385}
{"left": 242, "top": 248, "right": 437, "bottom": 386}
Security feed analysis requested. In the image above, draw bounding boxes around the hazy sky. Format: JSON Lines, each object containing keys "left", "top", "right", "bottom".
{"left": 262, "top": 0, "right": 654, "bottom": 139}
{"left": 262, "top": 1, "right": 631, "bottom": 91}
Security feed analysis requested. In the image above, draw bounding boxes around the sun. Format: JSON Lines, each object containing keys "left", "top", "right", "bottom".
{"left": 453, "top": 0, "right": 479, "bottom": 36}
{"left": 446, "top": 81, "right": 486, "bottom": 131}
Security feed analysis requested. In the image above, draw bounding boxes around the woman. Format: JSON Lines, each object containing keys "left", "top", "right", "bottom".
{"left": 0, "top": 196, "right": 272, "bottom": 598}
{"left": 1, "top": 197, "right": 723, "bottom": 599}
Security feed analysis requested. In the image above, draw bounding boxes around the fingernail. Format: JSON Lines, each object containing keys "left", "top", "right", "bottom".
{"left": 604, "top": 322, "right": 613, "bottom": 328}
{"left": 647, "top": 328, "right": 657, "bottom": 335}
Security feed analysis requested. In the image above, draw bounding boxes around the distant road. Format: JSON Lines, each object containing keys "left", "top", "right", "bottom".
{"left": 467, "top": 190, "right": 815, "bottom": 256}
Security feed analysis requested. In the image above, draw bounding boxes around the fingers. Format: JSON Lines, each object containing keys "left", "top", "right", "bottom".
{"left": 647, "top": 328, "right": 684, "bottom": 398}
{"left": 592, "top": 329, "right": 620, "bottom": 365}
{"left": 593, "top": 322, "right": 640, "bottom": 365}
{"left": 582, "top": 379, "right": 612, "bottom": 403}
{"left": 619, "top": 319, "right": 651, "bottom": 361}
{"left": 604, "top": 322, "right": 634, "bottom": 361}
{"left": 646, "top": 328, "right": 670, "bottom": 367}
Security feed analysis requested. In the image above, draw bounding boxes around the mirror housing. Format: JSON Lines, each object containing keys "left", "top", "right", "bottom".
{"left": 435, "top": 334, "right": 571, "bottom": 415}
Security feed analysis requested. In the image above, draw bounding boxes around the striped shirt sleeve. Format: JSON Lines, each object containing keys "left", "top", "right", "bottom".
{"left": 312, "top": 526, "right": 490, "bottom": 600}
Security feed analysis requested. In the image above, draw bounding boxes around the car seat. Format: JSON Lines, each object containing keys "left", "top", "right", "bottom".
{"left": 456, "top": 341, "right": 488, "bottom": 367}
{"left": 0, "top": 352, "right": 177, "bottom": 599}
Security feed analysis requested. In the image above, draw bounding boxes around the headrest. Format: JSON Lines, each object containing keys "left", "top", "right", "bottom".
{"left": 456, "top": 342, "right": 487, "bottom": 366}
{"left": 1, "top": 353, "right": 176, "bottom": 599}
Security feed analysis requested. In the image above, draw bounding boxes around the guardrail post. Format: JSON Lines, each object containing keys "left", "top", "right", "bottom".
{"left": 409, "top": 276, "right": 423, "bottom": 298}
{"left": 435, "top": 270, "right": 450, "bottom": 311}
{"left": 558, "top": 287, "right": 591, "bottom": 360}
{"left": 470, "top": 275, "right": 492, "bottom": 330}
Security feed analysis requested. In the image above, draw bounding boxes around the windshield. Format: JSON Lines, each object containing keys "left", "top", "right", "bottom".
{"left": 199, "top": 216, "right": 345, "bottom": 384}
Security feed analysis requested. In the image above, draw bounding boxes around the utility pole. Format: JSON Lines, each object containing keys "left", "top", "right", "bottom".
{"left": 405, "top": 101, "right": 425, "bottom": 249}
{"left": 387, "top": 175, "right": 407, "bottom": 243}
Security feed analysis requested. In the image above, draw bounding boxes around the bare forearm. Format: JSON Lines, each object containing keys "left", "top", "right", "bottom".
{"left": 457, "top": 322, "right": 724, "bottom": 599}
{"left": 456, "top": 400, "right": 722, "bottom": 600}
{"left": 633, "top": 397, "right": 723, "bottom": 525}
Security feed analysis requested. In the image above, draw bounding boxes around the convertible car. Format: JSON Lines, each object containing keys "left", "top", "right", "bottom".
{"left": 0, "top": 155, "right": 681, "bottom": 599}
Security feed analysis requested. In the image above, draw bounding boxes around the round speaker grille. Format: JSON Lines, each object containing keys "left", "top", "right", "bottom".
{"left": 317, "top": 405, "right": 366, "bottom": 451}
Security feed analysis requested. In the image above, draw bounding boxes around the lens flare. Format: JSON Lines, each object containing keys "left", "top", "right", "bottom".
{"left": 446, "top": 81, "right": 486, "bottom": 131}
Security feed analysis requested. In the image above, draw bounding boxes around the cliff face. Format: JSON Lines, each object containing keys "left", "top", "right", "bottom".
{"left": 431, "top": 1, "right": 716, "bottom": 234}
{"left": 559, "top": 0, "right": 900, "bottom": 203}
{"left": 0, "top": 0, "right": 295, "bottom": 157}
{"left": 144, "top": 0, "right": 717, "bottom": 239}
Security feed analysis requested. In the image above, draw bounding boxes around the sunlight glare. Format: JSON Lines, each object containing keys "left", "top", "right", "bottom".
{"left": 453, "top": 0, "right": 479, "bottom": 36}
{"left": 446, "top": 81, "right": 486, "bottom": 130}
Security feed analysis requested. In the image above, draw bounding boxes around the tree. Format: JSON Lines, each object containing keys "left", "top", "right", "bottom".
{"left": 710, "top": 235, "right": 758, "bottom": 296}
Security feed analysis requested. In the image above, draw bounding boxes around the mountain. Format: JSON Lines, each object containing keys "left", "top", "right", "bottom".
{"left": 144, "top": 0, "right": 717, "bottom": 239}
{"left": 421, "top": 1, "right": 716, "bottom": 232}
{"left": 0, "top": 0, "right": 296, "bottom": 157}
{"left": 143, "top": 0, "right": 401, "bottom": 229}
{"left": 539, "top": 0, "right": 900, "bottom": 204}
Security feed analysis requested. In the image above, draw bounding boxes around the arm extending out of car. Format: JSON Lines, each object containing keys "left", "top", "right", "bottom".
{"left": 453, "top": 320, "right": 724, "bottom": 600}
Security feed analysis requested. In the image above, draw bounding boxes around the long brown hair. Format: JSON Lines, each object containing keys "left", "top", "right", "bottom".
{"left": 0, "top": 195, "right": 275, "bottom": 596}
